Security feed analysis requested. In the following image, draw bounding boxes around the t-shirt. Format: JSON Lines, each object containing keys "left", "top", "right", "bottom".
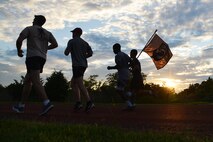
{"left": 130, "top": 58, "right": 143, "bottom": 88}
{"left": 19, "top": 25, "right": 57, "bottom": 59}
{"left": 65, "top": 37, "right": 93, "bottom": 67}
{"left": 115, "top": 51, "right": 131, "bottom": 80}
{"left": 130, "top": 58, "right": 142, "bottom": 77}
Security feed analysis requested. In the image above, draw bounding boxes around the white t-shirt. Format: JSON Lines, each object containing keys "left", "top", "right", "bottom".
{"left": 19, "top": 25, "right": 57, "bottom": 59}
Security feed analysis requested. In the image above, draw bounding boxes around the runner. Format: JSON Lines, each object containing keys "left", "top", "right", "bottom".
{"left": 64, "top": 27, "right": 94, "bottom": 112}
{"left": 12, "top": 15, "right": 58, "bottom": 116}
{"left": 107, "top": 43, "right": 133, "bottom": 110}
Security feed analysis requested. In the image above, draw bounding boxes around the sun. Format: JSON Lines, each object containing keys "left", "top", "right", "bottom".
{"left": 163, "top": 79, "right": 176, "bottom": 88}
{"left": 166, "top": 80, "right": 176, "bottom": 88}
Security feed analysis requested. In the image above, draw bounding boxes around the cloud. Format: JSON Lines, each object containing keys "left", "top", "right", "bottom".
{"left": 1, "top": 0, "right": 212, "bottom": 45}
{"left": 202, "top": 47, "right": 213, "bottom": 59}
{"left": 0, "top": 62, "right": 25, "bottom": 86}
{"left": 0, "top": 0, "right": 213, "bottom": 92}
{"left": 85, "top": 32, "right": 129, "bottom": 51}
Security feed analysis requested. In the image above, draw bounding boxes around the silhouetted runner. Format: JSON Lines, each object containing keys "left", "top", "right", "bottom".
{"left": 12, "top": 15, "right": 58, "bottom": 116}
{"left": 107, "top": 43, "right": 133, "bottom": 110}
{"left": 64, "top": 27, "right": 94, "bottom": 112}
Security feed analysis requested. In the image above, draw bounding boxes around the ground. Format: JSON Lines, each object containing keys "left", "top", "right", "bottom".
{"left": 1, "top": 102, "right": 213, "bottom": 137}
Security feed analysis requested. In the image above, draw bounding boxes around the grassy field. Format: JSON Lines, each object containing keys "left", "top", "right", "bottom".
{"left": 0, "top": 119, "right": 212, "bottom": 142}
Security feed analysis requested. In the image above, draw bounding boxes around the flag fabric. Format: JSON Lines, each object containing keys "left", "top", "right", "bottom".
{"left": 143, "top": 34, "right": 173, "bottom": 70}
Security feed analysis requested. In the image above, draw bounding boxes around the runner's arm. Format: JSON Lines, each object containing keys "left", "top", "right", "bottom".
{"left": 48, "top": 34, "right": 58, "bottom": 50}
{"left": 16, "top": 35, "right": 25, "bottom": 57}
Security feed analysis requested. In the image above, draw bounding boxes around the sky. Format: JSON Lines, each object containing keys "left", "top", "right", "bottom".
{"left": 0, "top": 0, "right": 212, "bottom": 93}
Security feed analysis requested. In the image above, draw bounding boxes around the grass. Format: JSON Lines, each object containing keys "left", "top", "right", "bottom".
{"left": 0, "top": 119, "right": 212, "bottom": 142}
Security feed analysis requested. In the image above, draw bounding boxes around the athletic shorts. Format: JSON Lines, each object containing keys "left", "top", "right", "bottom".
{"left": 116, "top": 78, "right": 129, "bottom": 91}
{"left": 26, "top": 56, "right": 46, "bottom": 73}
{"left": 72, "top": 66, "right": 87, "bottom": 78}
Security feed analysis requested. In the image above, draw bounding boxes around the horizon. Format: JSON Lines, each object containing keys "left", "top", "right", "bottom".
{"left": 0, "top": 0, "right": 212, "bottom": 93}
{"left": 1, "top": 70, "right": 211, "bottom": 94}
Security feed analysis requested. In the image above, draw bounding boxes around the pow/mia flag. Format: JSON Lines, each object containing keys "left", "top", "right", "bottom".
{"left": 143, "top": 34, "right": 173, "bottom": 70}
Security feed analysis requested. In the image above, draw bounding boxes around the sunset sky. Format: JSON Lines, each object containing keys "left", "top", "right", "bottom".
{"left": 0, "top": 0, "right": 212, "bottom": 92}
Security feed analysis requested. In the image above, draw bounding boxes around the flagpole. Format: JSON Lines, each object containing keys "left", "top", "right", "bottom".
{"left": 137, "top": 29, "right": 158, "bottom": 59}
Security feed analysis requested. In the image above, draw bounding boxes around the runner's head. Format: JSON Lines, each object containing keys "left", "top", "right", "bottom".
{"left": 33, "top": 15, "right": 46, "bottom": 26}
{"left": 113, "top": 43, "right": 121, "bottom": 54}
{"left": 130, "top": 49, "right": 138, "bottom": 58}
{"left": 71, "top": 27, "right": 82, "bottom": 37}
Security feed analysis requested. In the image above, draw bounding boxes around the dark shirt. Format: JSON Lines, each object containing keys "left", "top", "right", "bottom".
{"left": 130, "top": 58, "right": 141, "bottom": 78}
{"left": 65, "top": 37, "right": 93, "bottom": 67}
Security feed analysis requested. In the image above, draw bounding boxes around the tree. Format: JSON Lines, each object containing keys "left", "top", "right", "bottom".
{"left": 6, "top": 76, "right": 24, "bottom": 101}
{"left": 177, "top": 77, "right": 213, "bottom": 102}
{"left": 99, "top": 73, "right": 124, "bottom": 103}
{"left": 141, "top": 72, "right": 147, "bottom": 83}
{"left": 84, "top": 75, "right": 102, "bottom": 92}
{"left": 45, "top": 70, "right": 69, "bottom": 101}
{"left": 0, "top": 84, "right": 4, "bottom": 92}
{"left": 96, "top": 72, "right": 148, "bottom": 103}
{"left": 139, "top": 83, "right": 175, "bottom": 103}
{"left": 104, "top": 73, "right": 117, "bottom": 87}
{"left": 197, "top": 77, "right": 213, "bottom": 101}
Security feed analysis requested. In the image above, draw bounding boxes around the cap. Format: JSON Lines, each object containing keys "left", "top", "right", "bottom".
{"left": 70, "top": 27, "right": 82, "bottom": 35}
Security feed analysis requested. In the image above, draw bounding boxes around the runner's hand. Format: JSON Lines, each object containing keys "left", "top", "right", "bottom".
{"left": 17, "top": 49, "right": 24, "bottom": 57}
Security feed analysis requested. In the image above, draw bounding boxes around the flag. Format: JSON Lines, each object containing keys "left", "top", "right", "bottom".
{"left": 143, "top": 34, "right": 173, "bottom": 70}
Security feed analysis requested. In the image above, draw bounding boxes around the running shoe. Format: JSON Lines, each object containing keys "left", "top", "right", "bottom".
{"left": 39, "top": 102, "right": 54, "bottom": 116}
{"left": 85, "top": 101, "right": 95, "bottom": 112}
{"left": 74, "top": 102, "right": 83, "bottom": 111}
{"left": 12, "top": 105, "right": 24, "bottom": 113}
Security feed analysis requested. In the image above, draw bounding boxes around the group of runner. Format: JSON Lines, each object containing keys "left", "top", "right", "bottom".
{"left": 12, "top": 15, "right": 144, "bottom": 116}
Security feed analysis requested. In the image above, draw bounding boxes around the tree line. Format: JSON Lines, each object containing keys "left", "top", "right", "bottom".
{"left": 0, "top": 71, "right": 212, "bottom": 103}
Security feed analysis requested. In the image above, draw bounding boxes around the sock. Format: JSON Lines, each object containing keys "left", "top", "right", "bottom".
{"left": 18, "top": 103, "right": 25, "bottom": 107}
{"left": 126, "top": 100, "right": 133, "bottom": 107}
{"left": 43, "top": 99, "right": 50, "bottom": 106}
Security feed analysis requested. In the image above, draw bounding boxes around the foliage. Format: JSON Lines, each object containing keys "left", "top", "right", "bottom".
{"left": 4, "top": 76, "right": 45, "bottom": 101}
{"left": 177, "top": 77, "right": 213, "bottom": 102}
{"left": 0, "top": 84, "right": 12, "bottom": 101}
{"left": 0, "top": 119, "right": 211, "bottom": 142}
{"left": 104, "top": 73, "right": 118, "bottom": 87}
{"left": 134, "top": 83, "right": 176, "bottom": 103}
{"left": 44, "top": 70, "right": 70, "bottom": 101}
{"left": 96, "top": 73, "right": 124, "bottom": 103}
{"left": 1, "top": 69, "right": 212, "bottom": 103}
{"left": 91, "top": 72, "right": 176, "bottom": 103}
{"left": 5, "top": 76, "right": 24, "bottom": 101}
{"left": 0, "top": 84, "right": 4, "bottom": 91}
{"left": 84, "top": 75, "right": 102, "bottom": 92}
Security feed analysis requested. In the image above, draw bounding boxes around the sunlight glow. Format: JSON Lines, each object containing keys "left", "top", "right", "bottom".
{"left": 166, "top": 80, "right": 176, "bottom": 88}
{"left": 162, "top": 78, "right": 177, "bottom": 88}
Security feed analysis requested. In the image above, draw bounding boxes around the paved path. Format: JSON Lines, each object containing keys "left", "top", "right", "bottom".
{"left": 1, "top": 103, "right": 213, "bottom": 137}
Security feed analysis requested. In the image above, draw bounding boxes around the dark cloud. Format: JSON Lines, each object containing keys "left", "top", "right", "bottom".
{"left": 83, "top": 0, "right": 132, "bottom": 10}
{"left": 202, "top": 47, "right": 213, "bottom": 59}
{"left": 168, "top": 38, "right": 185, "bottom": 48}
{"left": 170, "top": 55, "right": 213, "bottom": 80}
{"left": 160, "top": 1, "right": 209, "bottom": 25}
{"left": 47, "top": 45, "right": 67, "bottom": 59}
{"left": 85, "top": 33, "right": 129, "bottom": 51}
{"left": 0, "top": 0, "right": 212, "bottom": 92}
{"left": 0, "top": 62, "right": 24, "bottom": 86}
{"left": 5, "top": 49, "right": 17, "bottom": 56}
{"left": 83, "top": 2, "right": 101, "bottom": 10}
